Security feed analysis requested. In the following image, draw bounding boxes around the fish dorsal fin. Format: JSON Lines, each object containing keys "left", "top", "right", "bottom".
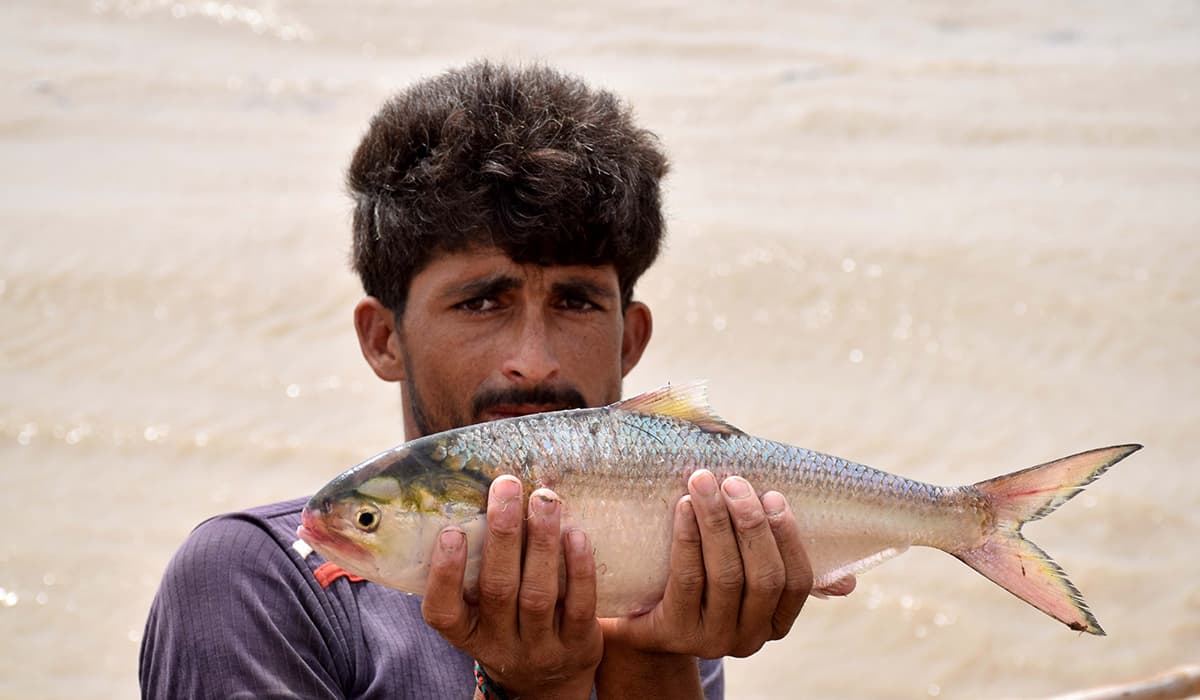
{"left": 613, "top": 382, "right": 745, "bottom": 435}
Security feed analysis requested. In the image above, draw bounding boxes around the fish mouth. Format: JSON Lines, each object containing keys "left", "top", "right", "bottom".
{"left": 298, "top": 506, "right": 371, "bottom": 564}
{"left": 297, "top": 507, "right": 334, "bottom": 550}
{"left": 479, "top": 404, "right": 568, "bottom": 422}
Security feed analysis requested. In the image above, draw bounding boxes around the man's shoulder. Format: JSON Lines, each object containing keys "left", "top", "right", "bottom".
{"left": 166, "top": 496, "right": 312, "bottom": 580}
{"left": 238, "top": 495, "right": 310, "bottom": 521}
{"left": 190, "top": 495, "right": 308, "bottom": 541}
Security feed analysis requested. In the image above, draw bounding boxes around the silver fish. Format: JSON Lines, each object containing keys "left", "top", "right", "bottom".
{"left": 298, "top": 382, "right": 1139, "bottom": 634}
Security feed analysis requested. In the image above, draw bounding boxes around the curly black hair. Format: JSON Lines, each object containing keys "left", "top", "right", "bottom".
{"left": 347, "top": 61, "right": 669, "bottom": 315}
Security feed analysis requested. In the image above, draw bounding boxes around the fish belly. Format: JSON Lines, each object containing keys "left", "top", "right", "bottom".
{"left": 559, "top": 478, "right": 683, "bottom": 617}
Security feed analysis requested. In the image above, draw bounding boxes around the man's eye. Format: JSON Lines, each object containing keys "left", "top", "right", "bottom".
{"left": 557, "top": 296, "right": 599, "bottom": 312}
{"left": 456, "top": 297, "right": 498, "bottom": 312}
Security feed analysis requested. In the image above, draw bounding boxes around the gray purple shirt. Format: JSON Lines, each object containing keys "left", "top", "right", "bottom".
{"left": 139, "top": 497, "right": 724, "bottom": 699}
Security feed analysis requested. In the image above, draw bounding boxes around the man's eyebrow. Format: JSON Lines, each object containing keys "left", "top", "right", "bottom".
{"left": 551, "top": 278, "right": 617, "bottom": 302}
{"left": 442, "top": 274, "right": 522, "bottom": 301}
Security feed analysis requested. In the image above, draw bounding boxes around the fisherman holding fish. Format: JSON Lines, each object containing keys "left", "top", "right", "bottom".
{"left": 139, "top": 62, "right": 849, "bottom": 698}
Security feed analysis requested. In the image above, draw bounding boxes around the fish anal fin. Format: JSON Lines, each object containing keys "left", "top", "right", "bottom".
{"left": 812, "top": 575, "right": 857, "bottom": 598}
{"left": 614, "top": 381, "right": 744, "bottom": 435}
{"left": 809, "top": 540, "right": 909, "bottom": 591}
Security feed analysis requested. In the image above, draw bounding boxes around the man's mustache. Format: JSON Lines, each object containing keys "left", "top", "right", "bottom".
{"left": 472, "top": 385, "right": 588, "bottom": 416}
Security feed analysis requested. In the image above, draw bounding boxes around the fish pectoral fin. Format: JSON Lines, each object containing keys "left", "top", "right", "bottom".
{"left": 810, "top": 542, "right": 909, "bottom": 591}
{"left": 613, "top": 381, "right": 745, "bottom": 435}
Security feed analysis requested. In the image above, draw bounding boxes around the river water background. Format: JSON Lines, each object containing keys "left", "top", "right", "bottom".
{"left": 2, "top": 2, "right": 1198, "bottom": 698}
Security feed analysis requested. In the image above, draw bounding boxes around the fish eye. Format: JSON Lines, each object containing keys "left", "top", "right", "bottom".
{"left": 354, "top": 505, "right": 381, "bottom": 532}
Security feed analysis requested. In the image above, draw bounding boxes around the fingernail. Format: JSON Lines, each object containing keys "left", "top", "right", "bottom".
{"left": 566, "top": 529, "right": 587, "bottom": 554}
{"left": 690, "top": 470, "right": 718, "bottom": 497}
{"left": 677, "top": 495, "right": 695, "bottom": 518}
{"left": 762, "top": 491, "right": 787, "bottom": 519}
{"left": 531, "top": 489, "right": 559, "bottom": 515}
{"left": 491, "top": 476, "right": 522, "bottom": 504}
{"left": 439, "top": 529, "right": 464, "bottom": 553}
{"left": 722, "top": 476, "right": 752, "bottom": 499}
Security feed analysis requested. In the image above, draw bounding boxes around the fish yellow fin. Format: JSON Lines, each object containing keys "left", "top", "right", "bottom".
{"left": 614, "top": 382, "right": 745, "bottom": 435}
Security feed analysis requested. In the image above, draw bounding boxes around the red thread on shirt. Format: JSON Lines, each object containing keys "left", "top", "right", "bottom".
{"left": 314, "top": 562, "right": 366, "bottom": 588}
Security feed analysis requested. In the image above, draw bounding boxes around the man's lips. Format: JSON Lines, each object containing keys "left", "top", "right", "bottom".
{"left": 479, "top": 404, "right": 567, "bottom": 421}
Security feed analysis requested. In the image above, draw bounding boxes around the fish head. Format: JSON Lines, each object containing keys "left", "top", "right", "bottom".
{"left": 297, "top": 437, "right": 491, "bottom": 594}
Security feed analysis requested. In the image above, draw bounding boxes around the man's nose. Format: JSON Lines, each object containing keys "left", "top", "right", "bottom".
{"left": 502, "top": 312, "right": 560, "bottom": 384}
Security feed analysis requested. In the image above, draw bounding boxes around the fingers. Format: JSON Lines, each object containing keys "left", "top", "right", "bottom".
{"left": 560, "top": 528, "right": 598, "bottom": 641}
{"left": 689, "top": 472, "right": 814, "bottom": 656}
{"left": 761, "top": 490, "right": 814, "bottom": 638}
{"left": 477, "top": 476, "right": 524, "bottom": 626}
{"left": 662, "top": 496, "right": 705, "bottom": 623}
{"left": 687, "top": 470, "right": 744, "bottom": 635}
{"left": 421, "top": 528, "right": 473, "bottom": 644}
{"left": 422, "top": 476, "right": 604, "bottom": 695}
{"left": 517, "top": 488, "right": 564, "bottom": 638}
{"left": 721, "top": 477, "right": 786, "bottom": 651}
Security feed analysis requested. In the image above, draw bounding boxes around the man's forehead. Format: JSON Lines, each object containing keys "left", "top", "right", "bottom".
{"left": 415, "top": 246, "right": 618, "bottom": 289}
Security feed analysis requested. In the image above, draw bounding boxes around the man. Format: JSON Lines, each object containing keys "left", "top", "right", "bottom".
{"left": 140, "top": 61, "right": 850, "bottom": 699}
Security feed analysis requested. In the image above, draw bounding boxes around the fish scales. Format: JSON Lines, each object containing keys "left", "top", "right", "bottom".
{"left": 422, "top": 406, "right": 986, "bottom": 612}
{"left": 298, "top": 382, "right": 1140, "bottom": 633}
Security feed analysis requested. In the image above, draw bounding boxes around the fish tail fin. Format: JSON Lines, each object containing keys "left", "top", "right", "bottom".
{"left": 953, "top": 444, "right": 1142, "bottom": 635}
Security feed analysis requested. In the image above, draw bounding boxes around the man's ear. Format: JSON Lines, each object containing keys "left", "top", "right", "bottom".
{"left": 354, "top": 297, "right": 406, "bottom": 382}
{"left": 620, "top": 301, "right": 653, "bottom": 377}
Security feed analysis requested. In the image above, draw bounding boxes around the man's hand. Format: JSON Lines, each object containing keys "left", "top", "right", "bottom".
{"left": 421, "top": 475, "right": 603, "bottom": 699}
{"left": 601, "top": 469, "right": 854, "bottom": 659}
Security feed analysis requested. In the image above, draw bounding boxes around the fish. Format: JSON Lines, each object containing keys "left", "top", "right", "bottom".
{"left": 297, "top": 382, "right": 1140, "bottom": 634}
